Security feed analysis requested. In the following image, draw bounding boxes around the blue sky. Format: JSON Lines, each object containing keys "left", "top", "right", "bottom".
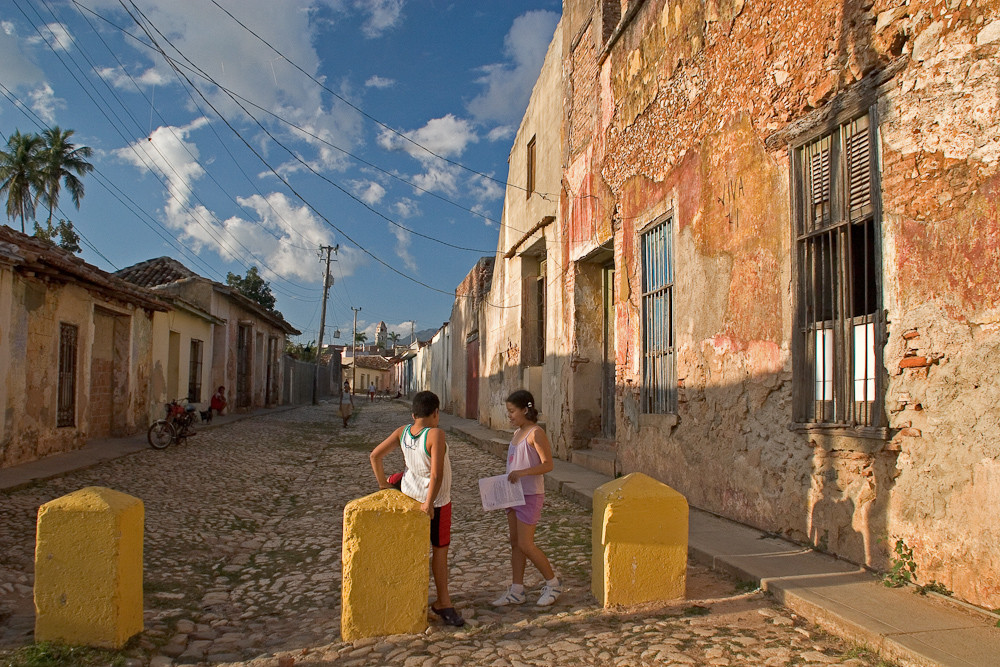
{"left": 0, "top": 0, "right": 560, "bottom": 344}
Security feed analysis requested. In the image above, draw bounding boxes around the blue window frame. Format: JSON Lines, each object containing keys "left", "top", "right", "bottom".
{"left": 641, "top": 213, "right": 676, "bottom": 414}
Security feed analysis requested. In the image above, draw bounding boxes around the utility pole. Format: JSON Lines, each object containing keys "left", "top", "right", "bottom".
{"left": 410, "top": 320, "right": 415, "bottom": 346}
{"left": 313, "top": 244, "right": 337, "bottom": 404}
{"left": 351, "top": 306, "right": 361, "bottom": 393}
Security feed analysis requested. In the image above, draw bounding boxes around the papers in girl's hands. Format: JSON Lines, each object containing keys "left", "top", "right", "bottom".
{"left": 479, "top": 474, "right": 525, "bottom": 511}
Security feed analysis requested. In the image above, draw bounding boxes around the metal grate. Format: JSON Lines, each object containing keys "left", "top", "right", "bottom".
{"left": 188, "top": 339, "right": 203, "bottom": 402}
{"left": 794, "top": 110, "right": 883, "bottom": 428}
{"left": 641, "top": 213, "right": 676, "bottom": 414}
{"left": 57, "top": 323, "right": 77, "bottom": 427}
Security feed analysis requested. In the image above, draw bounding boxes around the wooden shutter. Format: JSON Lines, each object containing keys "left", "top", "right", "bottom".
{"left": 845, "top": 115, "right": 873, "bottom": 222}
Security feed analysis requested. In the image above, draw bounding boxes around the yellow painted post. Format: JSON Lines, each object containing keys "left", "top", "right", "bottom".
{"left": 34, "top": 486, "right": 144, "bottom": 648}
{"left": 341, "top": 489, "right": 430, "bottom": 641}
{"left": 592, "top": 472, "right": 688, "bottom": 607}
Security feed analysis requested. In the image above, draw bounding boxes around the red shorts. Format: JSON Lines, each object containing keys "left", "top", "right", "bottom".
{"left": 387, "top": 472, "right": 452, "bottom": 547}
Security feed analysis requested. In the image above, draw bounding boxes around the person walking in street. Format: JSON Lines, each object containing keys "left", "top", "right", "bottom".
{"left": 340, "top": 380, "right": 354, "bottom": 428}
{"left": 369, "top": 390, "right": 465, "bottom": 627}
{"left": 368, "top": 382, "right": 376, "bottom": 402}
{"left": 492, "top": 389, "right": 562, "bottom": 607}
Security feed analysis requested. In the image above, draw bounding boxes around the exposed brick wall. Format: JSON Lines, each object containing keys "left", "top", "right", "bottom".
{"left": 557, "top": 0, "right": 1000, "bottom": 607}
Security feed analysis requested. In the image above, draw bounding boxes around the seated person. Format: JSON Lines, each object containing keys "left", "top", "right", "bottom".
{"left": 208, "top": 385, "right": 227, "bottom": 420}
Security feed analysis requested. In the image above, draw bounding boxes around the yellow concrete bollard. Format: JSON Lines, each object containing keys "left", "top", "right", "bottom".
{"left": 592, "top": 472, "right": 688, "bottom": 607}
{"left": 34, "top": 486, "right": 144, "bottom": 648}
{"left": 341, "top": 489, "right": 430, "bottom": 641}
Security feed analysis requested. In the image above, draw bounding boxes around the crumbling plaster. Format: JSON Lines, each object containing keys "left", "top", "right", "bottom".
{"left": 563, "top": 0, "right": 1000, "bottom": 606}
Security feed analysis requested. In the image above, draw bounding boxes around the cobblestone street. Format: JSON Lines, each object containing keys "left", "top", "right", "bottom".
{"left": 0, "top": 402, "right": 885, "bottom": 666}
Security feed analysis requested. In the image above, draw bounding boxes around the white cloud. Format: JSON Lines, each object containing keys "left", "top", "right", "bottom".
{"left": 28, "top": 83, "right": 63, "bottom": 124}
{"left": 411, "top": 163, "right": 461, "bottom": 196}
{"left": 26, "top": 23, "right": 74, "bottom": 52}
{"left": 487, "top": 125, "right": 515, "bottom": 142}
{"left": 467, "top": 173, "right": 504, "bottom": 203}
{"left": 352, "top": 180, "right": 386, "bottom": 205}
{"left": 378, "top": 114, "right": 478, "bottom": 160}
{"left": 394, "top": 198, "right": 419, "bottom": 218}
{"left": 466, "top": 10, "right": 559, "bottom": 126}
{"left": 364, "top": 75, "right": 395, "bottom": 89}
{"left": 0, "top": 22, "right": 44, "bottom": 89}
{"left": 389, "top": 222, "right": 416, "bottom": 271}
{"left": 89, "top": 0, "right": 362, "bottom": 171}
{"left": 356, "top": 0, "right": 404, "bottom": 38}
{"left": 115, "top": 118, "right": 211, "bottom": 233}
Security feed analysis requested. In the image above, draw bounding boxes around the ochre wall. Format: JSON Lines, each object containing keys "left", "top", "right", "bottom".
{"left": 559, "top": 0, "right": 1000, "bottom": 607}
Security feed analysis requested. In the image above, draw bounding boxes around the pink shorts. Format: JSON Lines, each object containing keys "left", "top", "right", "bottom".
{"left": 508, "top": 493, "right": 544, "bottom": 525}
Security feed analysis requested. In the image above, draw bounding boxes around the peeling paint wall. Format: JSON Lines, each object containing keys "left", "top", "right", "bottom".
{"left": 0, "top": 273, "right": 155, "bottom": 468}
{"left": 558, "top": 0, "right": 1000, "bottom": 607}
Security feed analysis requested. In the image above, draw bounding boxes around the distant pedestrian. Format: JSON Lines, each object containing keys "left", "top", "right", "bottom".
{"left": 369, "top": 390, "right": 465, "bottom": 627}
{"left": 340, "top": 381, "right": 354, "bottom": 428}
{"left": 368, "top": 382, "right": 376, "bottom": 402}
{"left": 492, "top": 389, "right": 561, "bottom": 607}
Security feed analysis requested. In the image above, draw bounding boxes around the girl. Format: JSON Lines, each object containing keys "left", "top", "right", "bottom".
{"left": 492, "top": 389, "right": 562, "bottom": 607}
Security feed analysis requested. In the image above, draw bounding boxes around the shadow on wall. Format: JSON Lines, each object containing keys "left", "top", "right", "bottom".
{"left": 469, "top": 356, "right": 901, "bottom": 574}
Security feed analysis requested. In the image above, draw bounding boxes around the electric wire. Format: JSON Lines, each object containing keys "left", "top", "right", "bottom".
{"left": 23, "top": 0, "right": 323, "bottom": 300}
{"left": 118, "top": 0, "right": 463, "bottom": 298}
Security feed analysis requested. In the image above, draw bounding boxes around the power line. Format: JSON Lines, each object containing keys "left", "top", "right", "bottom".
{"left": 118, "top": 0, "right": 464, "bottom": 298}
{"left": 72, "top": 0, "right": 521, "bottom": 245}
{"left": 23, "top": 0, "right": 326, "bottom": 299}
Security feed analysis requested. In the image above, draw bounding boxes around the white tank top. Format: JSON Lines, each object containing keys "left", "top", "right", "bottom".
{"left": 400, "top": 425, "right": 452, "bottom": 507}
{"left": 506, "top": 426, "right": 545, "bottom": 495}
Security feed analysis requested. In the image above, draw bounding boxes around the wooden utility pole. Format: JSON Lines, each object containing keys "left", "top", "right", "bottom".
{"left": 313, "top": 244, "right": 337, "bottom": 404}
{"left": 351, "top": 306, "right": 361, "bottom": 393}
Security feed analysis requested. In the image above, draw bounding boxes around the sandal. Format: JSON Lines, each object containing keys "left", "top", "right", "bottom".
{"left": 430, "top": 605, "right": 465, "bottom": 627}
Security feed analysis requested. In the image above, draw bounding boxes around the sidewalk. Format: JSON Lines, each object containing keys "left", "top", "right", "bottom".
{"left": 441, "top": 411, "right": 1000, "bottom": 667}
{"left": 0, "top": 404, "right": 300, "bottom": 492}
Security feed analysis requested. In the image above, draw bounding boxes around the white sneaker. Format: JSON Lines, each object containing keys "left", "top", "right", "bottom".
{"left": 492, "top": 586, "right": 526, "bottom": 606}
{"left": 536, "top": 583, "right": 562, "bottom": 607}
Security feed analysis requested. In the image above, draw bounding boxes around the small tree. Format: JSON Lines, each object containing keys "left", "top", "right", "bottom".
{"left": 387, "top": 331, "right": 401, "bottom": 348}
{"left": 354, "top": 332, "right": 368, "bottom": 346}
{"left": 33, "top": 219, "right": 81, "bottom": 253}
{"left": 284, "top": 339, "right": 316, "bottom": 362}
{"left": 226, "top": 266, "right": 276, "bottom": 311}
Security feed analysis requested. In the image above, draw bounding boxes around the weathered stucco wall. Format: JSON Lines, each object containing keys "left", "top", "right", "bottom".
{"left": 562, "top": 0, "right": 1000, "bottom": 607}
{"left": 0, "top": 274, "right": 154, "bottom": 468}
{"left": 148, "top": 309, "right": 214, "bottom": 423}
{"left": 480, "top": 21, "right": 565, "bottom": 434}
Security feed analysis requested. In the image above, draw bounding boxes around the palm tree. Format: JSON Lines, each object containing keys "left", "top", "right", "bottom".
{"left": 354, "top": 332, "right": 369, "bottom": 345}
{"left": 387, "top": 331, "right": 401, "bottom": 349}
{"left": 0, "top": 131, "right": 44, "bottom": 232}
{"left": 38, "top": 127, "right": 93, "bottom": 226}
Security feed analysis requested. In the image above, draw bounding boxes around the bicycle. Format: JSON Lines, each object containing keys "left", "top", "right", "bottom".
{"left": 147, "top": 398, "right": 198, "bottom": 449}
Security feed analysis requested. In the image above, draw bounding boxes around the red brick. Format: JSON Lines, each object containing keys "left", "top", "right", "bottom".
{"left": 899, "top": 356, "right": 930, "bottom": 369}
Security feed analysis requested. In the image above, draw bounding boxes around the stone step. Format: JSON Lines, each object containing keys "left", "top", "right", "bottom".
{"left": 589, "top": 437, "right": 617, "bottom": 452}
{"left": 570, "top": 448, "right": 617, "bottom": 477}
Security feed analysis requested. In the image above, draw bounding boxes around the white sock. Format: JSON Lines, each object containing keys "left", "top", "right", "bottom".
{"left": 545, "top": 577, "right": 559, "bottom": 587}
{"left": 510, "top": 583, "right": 524, "bottom": 594}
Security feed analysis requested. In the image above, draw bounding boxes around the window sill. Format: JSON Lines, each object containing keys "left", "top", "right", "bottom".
{"left": 790, "top": 423, "right": 889, "bottom": 440}
{"left": 790, "top": 422, "right": 892, "bottom": 454}
{"left": 639, "top": 413, "right": 679, "bottom": 430}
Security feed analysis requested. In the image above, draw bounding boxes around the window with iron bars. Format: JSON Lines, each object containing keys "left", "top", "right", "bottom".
{"left": 641, "top": 213, "right": 676, "bottom": 414}
{"left": 188, "top": 339, "right": 203, "bottom": 403}
{"left": 792, "top": 109, "right": 885, "bottom": 429}
{"left": 57, "top": 323, "right": 77, "bottom": 427}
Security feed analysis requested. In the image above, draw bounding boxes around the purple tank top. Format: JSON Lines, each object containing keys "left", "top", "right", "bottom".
{"left": 506, "top": 426, "right": 545, "bottom": 495}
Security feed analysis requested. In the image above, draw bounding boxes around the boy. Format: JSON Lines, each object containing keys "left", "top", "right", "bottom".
{"left": 369, "top": 391, "right": 465, "bottom": 627}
